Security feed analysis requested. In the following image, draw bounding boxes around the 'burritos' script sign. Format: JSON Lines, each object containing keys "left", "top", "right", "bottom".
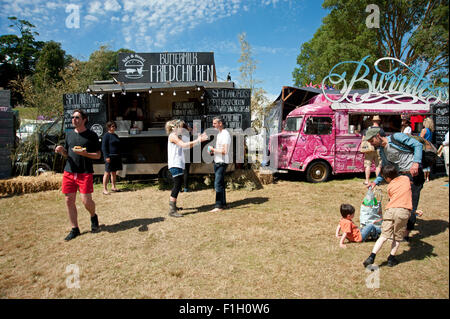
{"left": 321, "top": 56, "right": 449, "bottom": 105}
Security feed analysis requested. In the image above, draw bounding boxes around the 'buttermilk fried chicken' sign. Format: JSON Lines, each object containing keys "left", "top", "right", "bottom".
{"left": 118, "top": 52, "right": 216, "bottom": 83}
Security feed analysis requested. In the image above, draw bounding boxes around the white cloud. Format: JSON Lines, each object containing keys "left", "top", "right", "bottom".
{"left": 88, "top": 1, "right": 102, "bottom": 14}
{"left": 104, "top": 0, "right": 121, "bottom": 12}
{"left": 46, "top": 2, "right": 62, "bottom": 10}
{"left": 85, "top": 15, "right": 99, "bottom": 23}
{"left": 0, "top": 0, "right": 293, "bottom": 53}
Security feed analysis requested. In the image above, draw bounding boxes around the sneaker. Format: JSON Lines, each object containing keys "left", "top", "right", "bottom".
{"left": 91, "top": 214, "right": 100, "bottom": 232}
{"left": 209, "top": 207, "right": 224, "bottom": 213}
{"left": 363, "top": 255, "right": 375, "bottom": 268}
{"left": 64, "top": 227, "right": 80, "bottom": 241}
{"left": 169, "top": 211, "right": 183, "bottom": 218}
{"left": 387, "top": 256, "right": 399, "bottom": 267}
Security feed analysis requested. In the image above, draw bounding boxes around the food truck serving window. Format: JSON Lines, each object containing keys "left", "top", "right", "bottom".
{"left": 284, "top": 116, "right": 303, "bottom": 131}
{"left": 304, "top": 116, "right": 332, "bottom": 135}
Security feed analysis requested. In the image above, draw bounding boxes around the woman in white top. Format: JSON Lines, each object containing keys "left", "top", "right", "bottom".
{"left": 165, "top": 119, "right": 207, "bottom": 217}
{"left": 401, "top": 118, "right": 412, "bottom": 134}
{"left": 438, "top": 131, "right": 449, "bottom": 176}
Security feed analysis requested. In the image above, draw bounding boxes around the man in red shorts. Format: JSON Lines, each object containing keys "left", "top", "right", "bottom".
{"left": 55, "top": 109, "right": 102, "bottom": 241}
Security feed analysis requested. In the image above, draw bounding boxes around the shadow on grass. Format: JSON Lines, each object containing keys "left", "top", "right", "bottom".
{"left": 181, "top": 196, "right": 269, "bottom": 216}
{"left": 378, "top": 218, "right": 449, "bottom": 267}
{"left": 100, "top": 217, "right": 165, "bottom": 233}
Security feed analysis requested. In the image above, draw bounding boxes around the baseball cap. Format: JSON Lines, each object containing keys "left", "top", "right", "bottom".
{"left": 363, "top": 127, "right": 381, "bottom": 141}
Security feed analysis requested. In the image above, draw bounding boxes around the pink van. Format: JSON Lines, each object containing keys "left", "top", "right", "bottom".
{"left": 268, "top": 92, "right": 430, "bottom": 182}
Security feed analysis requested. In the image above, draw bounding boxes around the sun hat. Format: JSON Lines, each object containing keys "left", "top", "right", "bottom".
{"left": 363, "top": 127, "right": 381, "bottom": 141}
{"left": 372, "top": 115, "right": 381, "bottom": 122}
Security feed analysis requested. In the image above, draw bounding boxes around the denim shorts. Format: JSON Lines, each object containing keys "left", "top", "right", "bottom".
{"left": 169, "top": 167, "right": 184, "bottom": 177}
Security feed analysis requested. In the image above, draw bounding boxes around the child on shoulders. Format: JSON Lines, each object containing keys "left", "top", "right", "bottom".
{"left": 336, "top": 204, "right": 381, "bottom": 248}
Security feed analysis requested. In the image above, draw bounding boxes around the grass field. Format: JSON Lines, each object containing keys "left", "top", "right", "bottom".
{"left": 0, "top": 173, "right": 448, "bottom": 299}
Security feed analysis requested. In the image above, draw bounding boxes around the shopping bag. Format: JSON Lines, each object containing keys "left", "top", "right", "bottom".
{"left": 359, "top": 188, "right": 382, "bottom": 228}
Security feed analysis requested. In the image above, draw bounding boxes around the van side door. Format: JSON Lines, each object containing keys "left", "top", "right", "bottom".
{"left": 289, "top": 115, "right": 335, "bottom": 170}
{"left": 276, "top": 116, "right": 303, "bottom": 169}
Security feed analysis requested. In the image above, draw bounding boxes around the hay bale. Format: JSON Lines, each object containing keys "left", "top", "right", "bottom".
{"left": 225, "top": 169, "right": 263, "bottom": 191}
{"left": 0, "top": 173, "right": 62, "bottom": 196}
{"left": 256, "top": 168, "right": 275, "bottom": 185}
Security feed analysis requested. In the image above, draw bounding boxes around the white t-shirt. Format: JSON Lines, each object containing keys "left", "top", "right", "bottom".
{"left": 167, "top": 133, "right": 185, "bottom": 169}
{"left": 402, "top": 126, "right": 412, "bottom": 134}
{"left": 214, "top": 129, "right": 231, "bottom": 164}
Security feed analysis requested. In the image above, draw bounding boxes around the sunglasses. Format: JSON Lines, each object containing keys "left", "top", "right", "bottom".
{"left": 72, "top": 116, "right": 81, "bottom": 119}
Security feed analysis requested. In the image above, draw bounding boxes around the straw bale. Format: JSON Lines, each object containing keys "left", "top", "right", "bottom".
{"left": 256, "top": 168, "right": 275, "bottom": 185}
{"left": 226, "top": 169, "right": 263, "bottom": 191}
{"left": 0, "top": 173, "right": 62, "bottom": 196}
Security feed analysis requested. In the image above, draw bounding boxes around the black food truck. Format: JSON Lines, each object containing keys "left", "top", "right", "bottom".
{"left": 63, "top": 52, "right": 251, "bottom": 178}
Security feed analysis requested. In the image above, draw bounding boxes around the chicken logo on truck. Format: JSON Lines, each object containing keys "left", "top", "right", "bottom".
{"left": 120, "top": 54, "right": 147, "bottom": 80}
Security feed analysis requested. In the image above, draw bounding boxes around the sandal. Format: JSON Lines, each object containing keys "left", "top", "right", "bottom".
{"left": 103, "top": 191, "right": 110, "bottom": 195}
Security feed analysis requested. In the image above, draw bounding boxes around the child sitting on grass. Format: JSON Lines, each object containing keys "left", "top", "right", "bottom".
{"left": 363, "top": 164, "right": 412, "bottom": 267}
{"left": 336, "top": 203, "right": 381, "bottom": 248}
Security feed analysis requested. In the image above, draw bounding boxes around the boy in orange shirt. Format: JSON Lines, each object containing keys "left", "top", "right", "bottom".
{"left": 336, "top": 204, "right": 381, "bottom": 248}
{"left": 363, "top": 165, "right": 412, "bottom": 267}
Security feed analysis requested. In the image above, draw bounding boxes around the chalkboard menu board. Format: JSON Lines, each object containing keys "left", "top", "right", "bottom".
{"left": 0, "top": 90, "right": 11, "bottom": 108}
{"left": 63, "top": 93, "right": 107, "bottom": 138}
{"left": 172, "top": 101, "right": 203, "bottom": 128}
{"left": 0, "top": 109, "right": 14, "bottom": 179}
{"left": 432, "top": 103, "right": 449, "bottom": 172}
{"left": 205, "top": 88, "right": 251, "bottom": 130}
{"left": 117, "top": 52, "right": 216, "bottom": 83}
{"left": 433, "top": 103, "right": 449, "bottom": 146}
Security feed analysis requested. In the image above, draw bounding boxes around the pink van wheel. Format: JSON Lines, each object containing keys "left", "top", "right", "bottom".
{"left": 306, "top": 161, "right": 330, "bottom": 183}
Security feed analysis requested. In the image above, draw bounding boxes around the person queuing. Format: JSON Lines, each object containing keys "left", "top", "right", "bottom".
{"left": 166, "top": 119, "right": 208, "bottom": 218}
{"left": 208, "top": 116, "right": 232, "bottom": 212}
{"left": 420, "top": 117, "right": 435, "bottom": 182}
{"left": 364, "top": 127, "right": 425, "bottom": 242}
{"left": 102, "top": 121, "right": 122, "bottom": 195}
{"left": 361, "top": 115, "right": 385, "bottom": 185}
{"left": 439, "top": 131, "right": 450, "bottom": 176}
{"left": 55, "top": 109, "right": 102, "bottom": 241}
{"left": 401, "top": 118, "right": 412, "bottom": 134}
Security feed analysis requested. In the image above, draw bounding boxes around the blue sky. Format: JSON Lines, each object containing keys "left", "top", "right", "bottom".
{"left": 0, "top": 0, "right": 329, "bottom": 100}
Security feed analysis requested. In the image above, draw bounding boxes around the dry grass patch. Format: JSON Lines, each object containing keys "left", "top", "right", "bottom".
{"left": 0, "top": 174, "right": 448, "bottom": 298}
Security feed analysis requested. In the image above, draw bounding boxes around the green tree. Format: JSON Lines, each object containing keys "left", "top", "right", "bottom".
{"left": 80, "top": 46, "right": 134, "bottom": 83}
{"left": 0, "top": 17, "right": 44, "bottom": 84}
{"left": 34, "top": 41, "right": 71, "bottom": 86}
{"left": 11, "top": 46, "right": 134, "bottom": 119}
{"left": 292, "top": 0, "right": 449, "bottom": 88}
